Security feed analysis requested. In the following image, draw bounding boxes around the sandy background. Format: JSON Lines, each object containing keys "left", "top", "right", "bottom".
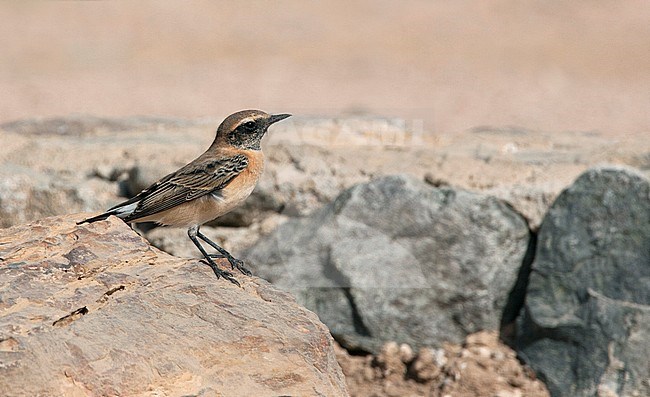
{"left": 1, "top": 0, "right": 649, "bottom": 137}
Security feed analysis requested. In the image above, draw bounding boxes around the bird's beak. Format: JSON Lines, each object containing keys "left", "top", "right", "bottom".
{"left": 268, "top": 113, "right": 292, "bottom": 125}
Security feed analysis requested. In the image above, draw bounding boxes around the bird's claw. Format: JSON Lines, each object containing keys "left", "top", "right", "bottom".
{"left": 199, "top": 259, "right": 240, "bottom": 287}
{"left": 221, "top": 272, "right": 240, "bottom": 287}
{"left": 229, "top": 257, "right": 252, "bottom": 276}
{"left": 206, "top": 254, "right": 251, "bottom": 276}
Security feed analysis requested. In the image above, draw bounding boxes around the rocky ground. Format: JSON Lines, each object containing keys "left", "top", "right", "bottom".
{"left": 1, "top": 116, "right": 649, "bottom": 396}
{"left": 336, "top": 331, "right": 548, "bottom": 397}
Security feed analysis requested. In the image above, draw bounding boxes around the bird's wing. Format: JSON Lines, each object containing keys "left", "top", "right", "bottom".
{"left": 121, "top": 154, "right": 249, "bottom": 222}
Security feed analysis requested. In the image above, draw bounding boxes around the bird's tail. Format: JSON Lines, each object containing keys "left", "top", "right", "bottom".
{"left": 77, "top": 202, "right": 138, "bottom": 225}
{"left": 76, "top": 211, "right": 116, "bottom": 225}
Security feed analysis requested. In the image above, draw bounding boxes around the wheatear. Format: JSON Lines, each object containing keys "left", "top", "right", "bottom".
{"left": 78, "top": 110, "right": 291, "bottom": 285}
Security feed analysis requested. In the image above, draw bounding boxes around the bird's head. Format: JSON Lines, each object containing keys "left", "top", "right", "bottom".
{"left": 213, "top": 110, "right": 291, "bottom": 150}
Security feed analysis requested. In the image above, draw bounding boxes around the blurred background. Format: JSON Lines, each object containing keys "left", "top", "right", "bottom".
{"left": 1, "top": 0, "right": 649, "bottom": 136}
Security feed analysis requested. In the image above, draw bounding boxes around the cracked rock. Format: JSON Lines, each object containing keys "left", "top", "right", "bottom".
{"left": 0, "top": 214, "right": 347, "bottom": 396}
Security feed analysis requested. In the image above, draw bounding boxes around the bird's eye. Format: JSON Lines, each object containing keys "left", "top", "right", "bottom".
{"left": 242, "top": 121, "right": 256, "bottom": 130}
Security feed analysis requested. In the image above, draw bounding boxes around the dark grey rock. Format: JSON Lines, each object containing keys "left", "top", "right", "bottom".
{"left": 517, "top": 166, "right": 650, "bottom": 397}
{"left": 245, "top": 175, "right": 531, "bottom": 353}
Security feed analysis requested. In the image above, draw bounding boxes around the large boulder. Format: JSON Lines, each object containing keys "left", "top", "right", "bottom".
{"left": 0, "top": 215, "right": 348, "bottom": 396}
{"left": 245, "top": 175, "right": 531, "bottom": 353}
{"left": 517, "top": 166, "right": 650, "bottom": 397}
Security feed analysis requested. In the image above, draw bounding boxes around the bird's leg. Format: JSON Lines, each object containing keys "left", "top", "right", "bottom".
{"left": 196, "top": 228, "right": 252, "bottom": 276}
{"left": 187, "top": 226, "right": 240, "bottom": 286}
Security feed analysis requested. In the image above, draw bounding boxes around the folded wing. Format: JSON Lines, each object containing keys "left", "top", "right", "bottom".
{"left": 115, "top": 154, "right": 249, "bottom": 223}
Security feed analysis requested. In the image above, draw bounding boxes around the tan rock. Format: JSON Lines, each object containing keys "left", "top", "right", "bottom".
{"left": 0, "top": 214, "right": 348, "bottom": 396}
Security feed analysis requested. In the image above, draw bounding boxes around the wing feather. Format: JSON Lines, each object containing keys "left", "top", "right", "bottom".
{"left": 122, "top": 154, "right": 248, "bottom": 222}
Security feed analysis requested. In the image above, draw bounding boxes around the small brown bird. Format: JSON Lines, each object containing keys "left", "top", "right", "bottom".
{"left": 78, "top": 110, "right": 291, "bottom": 285}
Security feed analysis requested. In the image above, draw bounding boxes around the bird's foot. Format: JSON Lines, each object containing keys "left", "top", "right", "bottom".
{"left": 194, "top": 230, "right": 251, "bottom": 277}
{"left": 200, "top": 259, "right": 240, "bottom": 287}
{"left": 207, "top": 254, "right": 250, "bottom": 276}
{"left": 228, "top": 257, "right": 252, "bottom": 276}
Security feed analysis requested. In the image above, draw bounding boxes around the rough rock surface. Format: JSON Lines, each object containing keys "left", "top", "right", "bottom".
{"left": 0, "top": 215, "right": 348, "bottom": 397}
{"left": 245, "top": 175, "right": 531, "bottom": 353}
{"left": 517, "top": 167, "right": 650, "bottom": 397}
{"left": 337, "top": 331, "right": 549, "bottom": 397}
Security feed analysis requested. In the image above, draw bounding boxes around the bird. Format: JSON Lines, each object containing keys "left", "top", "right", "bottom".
{"left": 78, "top": 110, "right": 291, "bottom": 285}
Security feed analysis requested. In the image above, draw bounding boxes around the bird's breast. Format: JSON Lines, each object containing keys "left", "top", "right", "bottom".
{"left": 216, "top": 149, "right": 264, "bottom": 211}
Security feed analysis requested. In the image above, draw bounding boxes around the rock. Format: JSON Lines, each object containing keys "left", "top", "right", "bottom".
{"left": 376, "top": 342, "right": 407, "bottom": 379}
{"left": 245, "top": 175, "right": 531, "bottom": 353}
{"left": 0, "top": 116, "right": 212, "bottom": 229}
{"left": 410, "top": 347, "right": 444, "bottom": 382}
{"left": 0, "top": 165, "right": 116, "bottom": 228}
{"left": 0, "top": 215, "right": 348, "bottom": 396}
{"left": 335, "top": 331, "right": 549, "bottom": 397}
{"left": 484, "top": 185, "right": 557, "bottom": 231}
{"left": 264, "top": 144, "right": 356, "bottom": 217}
{"left": 516, "top": 166, "right": 650, "bottom": 397}
{"left": 399, "top": 343, "right": 415, "bottom": 364}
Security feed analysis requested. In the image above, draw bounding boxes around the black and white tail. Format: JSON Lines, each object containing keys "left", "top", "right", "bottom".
{"left": 77, "top": 202, "right": 138, "bottom": 225}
